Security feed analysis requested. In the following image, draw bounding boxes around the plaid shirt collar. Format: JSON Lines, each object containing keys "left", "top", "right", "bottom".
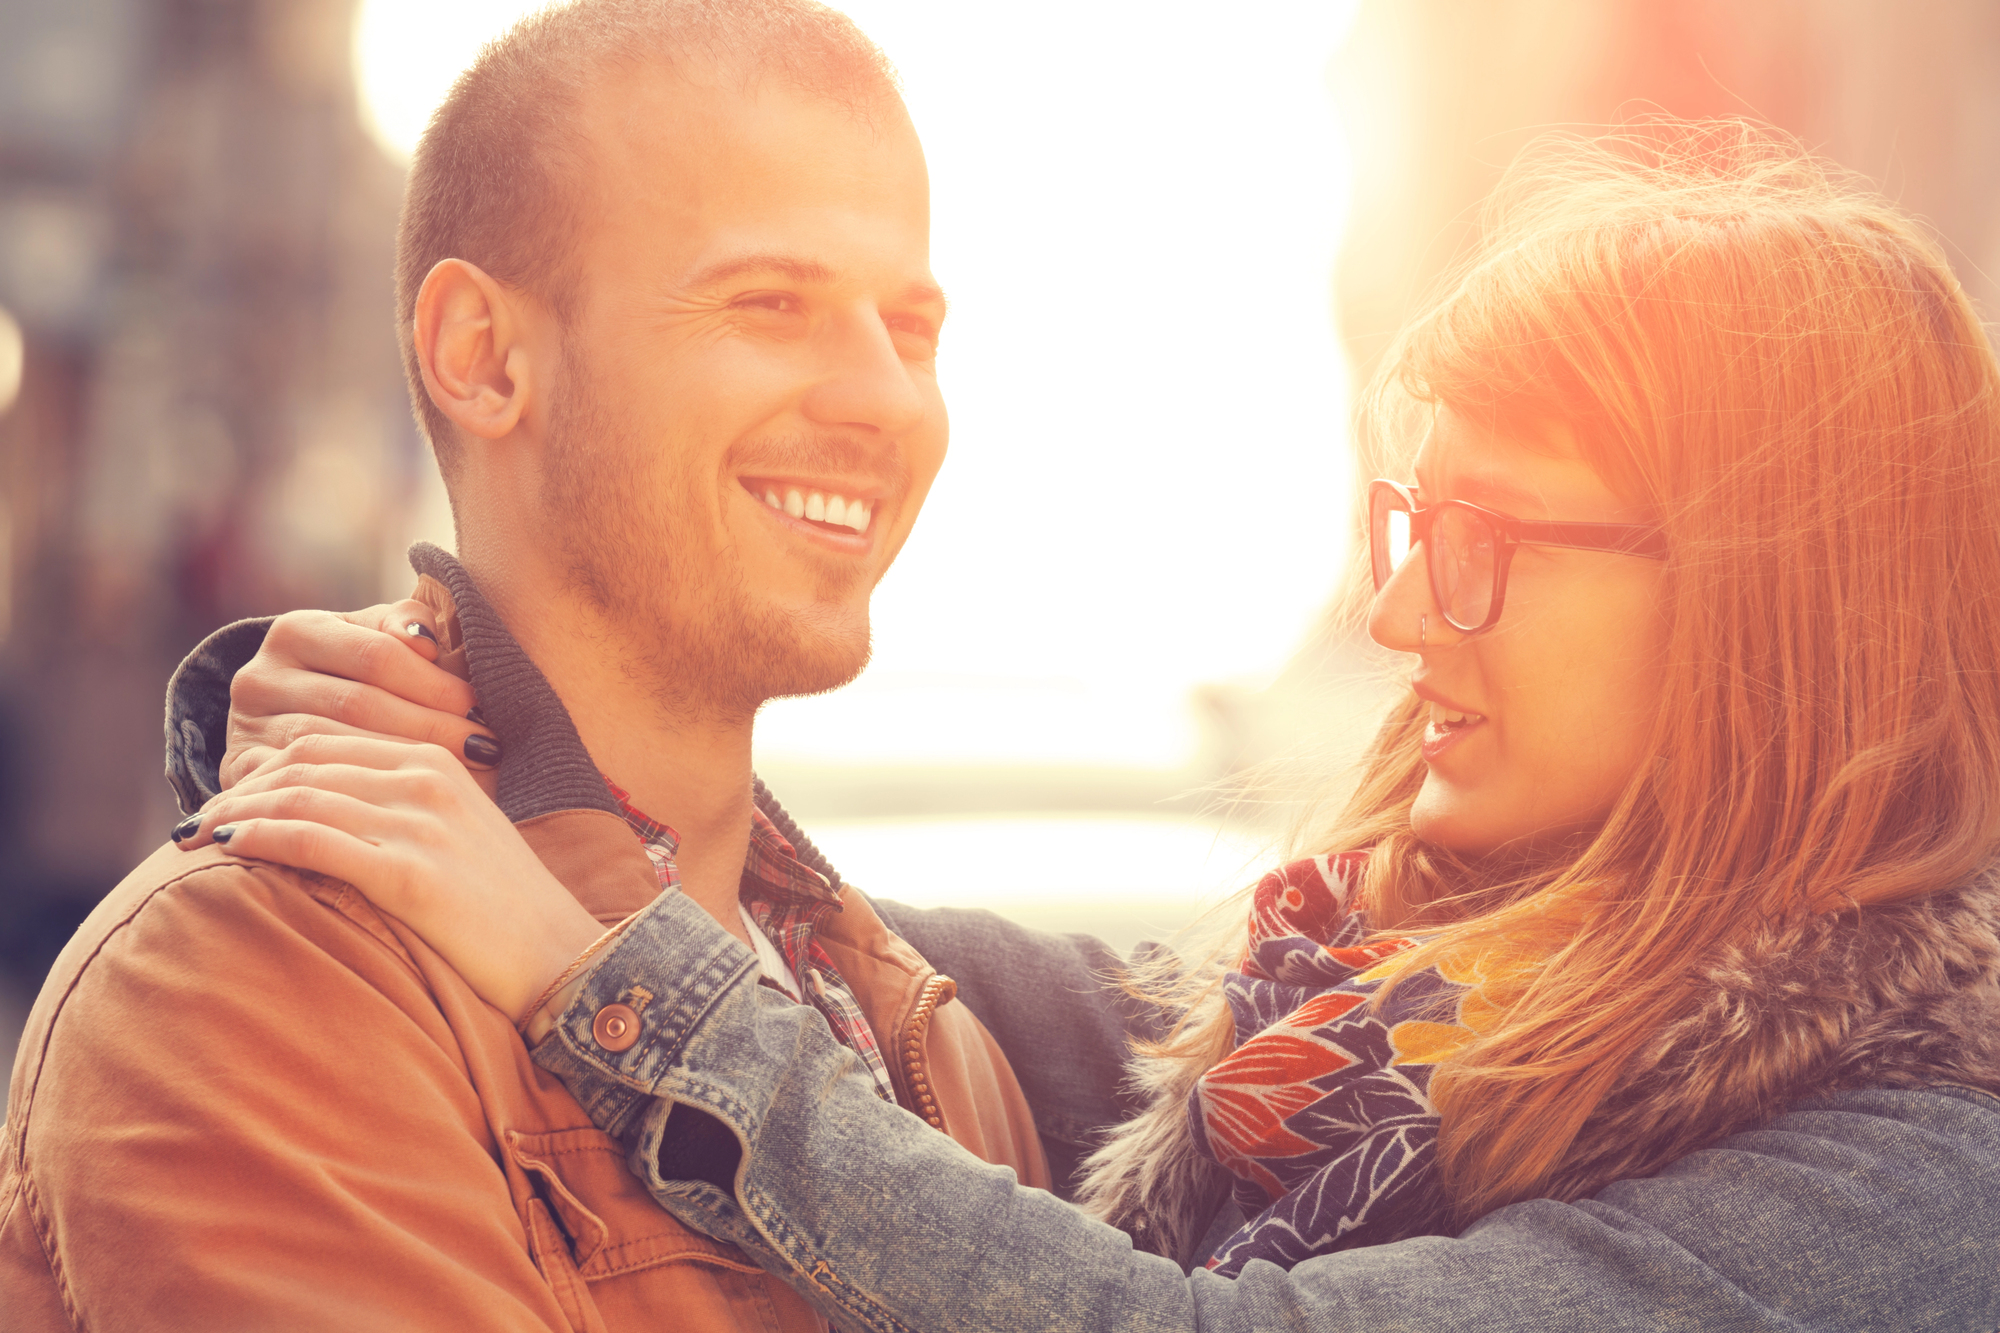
{"left": 600, "top": 777, "right": 896, "bottom": 1103}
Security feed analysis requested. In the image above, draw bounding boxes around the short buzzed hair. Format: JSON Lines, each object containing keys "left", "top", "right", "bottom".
{"left": 395, "top": 0, "right": 902, "bottom": 469}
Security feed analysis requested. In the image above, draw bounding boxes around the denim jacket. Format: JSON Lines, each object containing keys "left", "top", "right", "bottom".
{"left": 534, "top": 887, "right": 2000, "bottom": 1333}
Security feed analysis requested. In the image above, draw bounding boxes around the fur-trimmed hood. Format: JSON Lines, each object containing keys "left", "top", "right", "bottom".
{"left": 1079, "top": 867, "right": 2000, "bottom": 1263}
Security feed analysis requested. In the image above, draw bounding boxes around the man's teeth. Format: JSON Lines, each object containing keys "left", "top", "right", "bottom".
{"left": 763, "top": 487, "right": 871, "bottom": 533}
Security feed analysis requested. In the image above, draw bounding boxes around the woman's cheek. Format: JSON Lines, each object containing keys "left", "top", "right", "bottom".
{"left": 1484, "top": 624, "right": 1604, "bottom": 840}
{"left": 1531, "top": 618, "right": 1667, "bottom": 833}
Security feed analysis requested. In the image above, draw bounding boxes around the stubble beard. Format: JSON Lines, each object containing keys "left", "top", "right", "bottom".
{"left": 540, "top": 349, "right": 873, "bottom": 726}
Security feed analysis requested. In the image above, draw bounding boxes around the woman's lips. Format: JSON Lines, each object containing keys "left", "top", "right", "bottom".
{"left": 1420, "top": 707, "right": 1486, "bottom": 762}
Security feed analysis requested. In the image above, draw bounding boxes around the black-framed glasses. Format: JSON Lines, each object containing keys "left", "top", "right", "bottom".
{"left": 1368, "top": 478, "right": 1669, "bottom": 634}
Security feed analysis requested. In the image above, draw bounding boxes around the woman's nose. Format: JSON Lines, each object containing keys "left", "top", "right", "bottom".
{"left": 1367, "top": 544, "right": 1458, "bottom": 653}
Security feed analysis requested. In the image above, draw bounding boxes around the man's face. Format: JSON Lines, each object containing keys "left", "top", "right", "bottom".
{"left": 539, "top": 70, "right": 946, "bottom": 720}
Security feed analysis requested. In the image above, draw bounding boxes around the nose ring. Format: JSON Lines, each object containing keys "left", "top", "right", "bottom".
{"left": 1419, "top": 614, "right": 1427, "bottom": 649}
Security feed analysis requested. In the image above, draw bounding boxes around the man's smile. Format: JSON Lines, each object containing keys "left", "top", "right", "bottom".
{"left": 741, "top": 476, "right": 881, "bottom": 547}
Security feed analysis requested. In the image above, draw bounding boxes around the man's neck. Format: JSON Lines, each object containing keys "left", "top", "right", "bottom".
{"left": 467, "top": 549, "right": 756, "bottom": 943}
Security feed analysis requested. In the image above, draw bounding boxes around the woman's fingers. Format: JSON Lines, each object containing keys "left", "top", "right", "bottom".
{"left": 227, "top": 700, "right": 496, "bottom": 780}
{"left": 182, "top": 782, "right": 397, "bottom": 860}
{"left": 221, "top": 716, "right": 451, "bottom": 789}
{"left": 220, "top": 607, "right": 499, "bottom": 790}
{"left": 180, "top": 735, "right": 467, "bottom": 849}
{"left": 350, "top": 599, "right": 446, "bottom": 666}
{"left": 263, "top": 608, "right": 475, "bottom": 713}
{"left": 205, "top": 816, "right": 399, "bottom": 902}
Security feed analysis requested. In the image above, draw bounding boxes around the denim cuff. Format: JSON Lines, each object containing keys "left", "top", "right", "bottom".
{"left": 530, "top": 888, "right": 759, "bottom": 1141}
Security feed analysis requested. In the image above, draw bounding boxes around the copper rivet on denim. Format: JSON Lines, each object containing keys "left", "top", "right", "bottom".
{"left": 592, "top": 1003, "right": 641, "bottom": 1052}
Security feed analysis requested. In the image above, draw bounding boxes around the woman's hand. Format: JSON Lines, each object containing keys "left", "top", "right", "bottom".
{"left": 221, "top": 602, "right": 501, "bottom": 791}
{"left": 177, "top": 734, "right": 603, "bottom": 1027}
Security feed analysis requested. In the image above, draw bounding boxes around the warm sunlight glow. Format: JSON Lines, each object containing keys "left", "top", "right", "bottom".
{"left": 352, "top": 0, "right": 551, "bottom": 160}
{"left": 353, "top": 0, "right": 1361, "bottom": 771}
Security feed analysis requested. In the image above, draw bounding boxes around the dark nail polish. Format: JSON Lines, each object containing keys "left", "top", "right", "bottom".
{"left": 211, "top": 824, "right": 236, "bottom": 844}
{"left": 466, "top": 705, "right": 488, "bottom": 726}
{"left": 405, "top": 621, "right": 439, "bottom": 645}
{"left": 171, "top": 814, "right": 202, "bottom": 843}
{"left": 464, "top": 734, "right": 503, "bottom": 766}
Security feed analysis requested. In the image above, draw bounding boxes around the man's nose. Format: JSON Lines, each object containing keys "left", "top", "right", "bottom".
{"left": 1367, "top": 543, "right": 1460, "bottom": 653}
{"left": 801, "top": 307, "right": 928, "bottom": 438}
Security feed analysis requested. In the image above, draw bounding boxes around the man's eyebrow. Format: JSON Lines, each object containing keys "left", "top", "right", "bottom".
{"left": 682, "top": 253, "right": 837, "bottom": 288}
{"left": 680, "top": 254, "right": 948, "bottom": 309}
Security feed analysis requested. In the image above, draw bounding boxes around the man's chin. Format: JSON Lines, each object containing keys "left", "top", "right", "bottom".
{"left": 756, "top": 634, "right": 871, "bottom": 704}
{"left": 621, "top": 580, "right": 876, "bottom": 719}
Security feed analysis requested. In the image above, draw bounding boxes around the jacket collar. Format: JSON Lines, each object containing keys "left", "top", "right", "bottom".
{"left": 1550, "top": 861, "right": 2000, "bottom": 1198}
{"left": 410, "top": 542, "right": 626, "bottom": 825}
{"left": 406, "top": 542, "right": 846, "bottom": 891}
{"left": 405, "top": 549, "right": 934, "bottom": 1034}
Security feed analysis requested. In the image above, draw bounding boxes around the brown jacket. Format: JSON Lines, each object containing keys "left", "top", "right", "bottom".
{"left": 1, "top": 550, "right": 1049, "bottom": 1331}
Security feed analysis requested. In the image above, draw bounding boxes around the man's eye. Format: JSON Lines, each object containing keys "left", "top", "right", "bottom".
{"left": 735, "top": 293, "right": 800, "bottom": 314}
{"left": 888, "top": 316, "right": 940, "bottom": 355}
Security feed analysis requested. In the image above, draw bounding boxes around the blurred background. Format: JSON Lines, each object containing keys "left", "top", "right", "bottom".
{"left": 4, "top": 0, "right": 2000, "bottom": 1069}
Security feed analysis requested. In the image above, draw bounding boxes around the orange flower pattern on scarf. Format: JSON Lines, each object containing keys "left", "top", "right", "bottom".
{"left": 1189, "top": 854, "right": 1500, "bottom": 1274}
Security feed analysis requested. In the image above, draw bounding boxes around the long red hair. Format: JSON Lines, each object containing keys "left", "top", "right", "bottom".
{"left": 1349, "top": 120, "right": 2000, "bottom": 1220}
{"left": 1085, "top": 121, "right": 2000, "bottom": 1235}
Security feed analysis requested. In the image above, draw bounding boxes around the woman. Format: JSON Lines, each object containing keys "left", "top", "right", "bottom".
{"left": 180, "top": 124, "right": 2000, "bottom": 1327}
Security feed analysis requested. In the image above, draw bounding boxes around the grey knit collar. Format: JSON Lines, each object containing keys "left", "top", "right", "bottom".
{"left": 406, "top": 543, "right": 841, "bottom": 887}
{"left": 410, "top": 542, "right": 624, "bottom": 824}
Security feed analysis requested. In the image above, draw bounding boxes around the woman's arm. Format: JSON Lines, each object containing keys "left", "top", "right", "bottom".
{"left": 539, "top": 887, "right": 2000, "bottom": 1333}
{"left": 168, "top": 613, "right": 1189, "bottom": 1196}
{"left": 183, "top": 733, "right": 2000, "bottom": 1330}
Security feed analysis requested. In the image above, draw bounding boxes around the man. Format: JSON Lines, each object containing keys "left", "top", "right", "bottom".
{"left": 0, "top": 4, "right": 1070, "bottom": 1328}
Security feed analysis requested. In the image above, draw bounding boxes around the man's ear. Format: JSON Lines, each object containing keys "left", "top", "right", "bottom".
{"left": 412, "top": 259, "right": 542, "bottom": 442}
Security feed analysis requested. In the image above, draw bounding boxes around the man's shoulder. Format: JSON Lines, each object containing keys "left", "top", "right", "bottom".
{"left": 41, "top": 842, "right": 411, "bottom": 1000}
{"left": 9, "top": 844, "right": 425, "bottom": 1122}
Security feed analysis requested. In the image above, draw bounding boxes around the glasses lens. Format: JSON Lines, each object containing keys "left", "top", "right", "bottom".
{"left": 1431, "top": 505, "right": 1497, "bottom": 628}
{"left": 1371, "top": 487, "right": 1413, "bottom": 591}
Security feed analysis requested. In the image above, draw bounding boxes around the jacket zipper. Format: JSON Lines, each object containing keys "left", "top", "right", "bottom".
{"left": 898, "top": 974, "right": 956, "bottom": 1130}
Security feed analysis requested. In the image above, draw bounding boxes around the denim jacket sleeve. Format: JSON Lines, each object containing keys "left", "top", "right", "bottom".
{"left": 533, "top": 890, "right": 2000, "bottom": 1333}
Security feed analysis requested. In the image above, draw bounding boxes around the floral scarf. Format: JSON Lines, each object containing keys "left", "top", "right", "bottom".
{"left": 1188, "top": 854, "right": 1516, "bottom": 1276}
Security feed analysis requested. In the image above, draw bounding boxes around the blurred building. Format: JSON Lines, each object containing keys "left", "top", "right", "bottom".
{"left": 2, "top": 0, "right": 1999, "bottom": 1024}
{"left": 0, "top": 0, "right": 413, "bottom": 994}
{"left": 1332, "top": 0, "right": 2000, "bottom": 377}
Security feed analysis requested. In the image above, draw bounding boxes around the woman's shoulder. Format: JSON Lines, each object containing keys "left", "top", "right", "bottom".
{"left": 1717, "top": 866, "right": 2000, "bottom": 1096}
{"left": 1552, "top": 863, "right": 2000, "bottom": 1205}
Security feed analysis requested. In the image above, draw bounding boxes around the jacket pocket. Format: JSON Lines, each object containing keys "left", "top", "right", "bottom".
{"left": 506, "top": 1127, "right": 766, "bottom": 1280}
{"left": 524, "top": 1194, "right": 610, "bottom": 1333}
{"left": 508, "top": 1127, "right": 824, "bottom": 1333}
